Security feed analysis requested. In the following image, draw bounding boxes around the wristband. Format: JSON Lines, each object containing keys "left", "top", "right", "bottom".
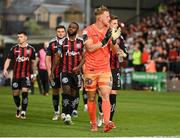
{"left": 112, "top": 39, "right": 116, "bottom": 45}
{"left": 101, "top": 40, "right": 108, "bottom": 47}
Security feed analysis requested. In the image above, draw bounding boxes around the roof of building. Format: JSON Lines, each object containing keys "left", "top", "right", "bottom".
{"left": 36, "top": 4, "right": 69, "bottom": 13}
{"left": 0, "top": 0, "right": 83, "bottom": 15}
{"left": 0, "top": 35, "right": 16, "bottom": 46}
{"left": 6, "top": 0, "right": 42, "bottom": 14}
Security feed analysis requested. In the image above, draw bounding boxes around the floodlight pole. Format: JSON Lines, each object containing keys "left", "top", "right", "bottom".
{"left": 136, "top": 0, "right": 140, "bottom": 24}
{"left": 2, "top": 0, "right": 8, "bottom": 34}
{"left": 85, "top": 0, "right": 91, "bottom": 27}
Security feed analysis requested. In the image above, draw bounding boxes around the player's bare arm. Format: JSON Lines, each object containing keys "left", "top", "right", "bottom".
{"left": 45, "top": 55, "right": 52, "bottom": 78}
{"left": 3, "top": 58, "right": 11, "bottom": 77}
{"left": 31, "top": 59, "right": 37, "bottom": 82}
{"left": 84, "top": 29, "right": 112, "bottom": 52}
{"left": 84, "top": 39, "right": 102, "bottom": 52}
{"left": 73, "top": 52, "right": 85, "bottom": 73}
{"left": 51, "top": 52, "right": 61, "bottom": 79}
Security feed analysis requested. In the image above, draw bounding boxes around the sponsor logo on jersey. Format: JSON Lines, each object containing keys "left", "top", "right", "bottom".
{"left": 65, "top": 50, "right": 80, "bottom": 56}
{"left": 63, "top": 45, "right": 69, "bottom": 47}
{"left": 16, "top": 55, "right": 29, "bottom": 62}
{"left": 76, "top": 43, "right": 81, "bottom": 49}
{"left": 27, "top": 49, "right": 30, "bottom": 55}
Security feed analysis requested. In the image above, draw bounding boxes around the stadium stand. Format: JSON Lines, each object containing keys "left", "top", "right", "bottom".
{"left": 124, "top": 0, "right": 179, "bottom": 91}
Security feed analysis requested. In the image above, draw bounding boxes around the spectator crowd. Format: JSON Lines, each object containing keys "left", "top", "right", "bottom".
{"left": 124, "top": 0, "right": 179, "bottom": 80}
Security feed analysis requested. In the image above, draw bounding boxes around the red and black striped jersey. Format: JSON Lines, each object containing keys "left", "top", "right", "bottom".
{"left": 110, "top": 36, "right": 128, "bottom": 69}
{"left": 58, "top": 36, "right": 84, "bottom": 73}
{"left": 110, "top": 52, "right": 121, "bottom": 69}
{"left": 7, "top": 44, "right": 36, "bottom": 78}
{"left": 46, "top": 37, "right": 62, "bottom": 77}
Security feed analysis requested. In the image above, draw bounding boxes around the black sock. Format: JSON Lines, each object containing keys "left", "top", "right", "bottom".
{"left": 61, "top": 93, "right": 65, "bottom": 114}
{"left": 74, "top": 90, "right": 80, "bottom": 110}
{"left": 82, "top": 88, "right": 88, "bottom": 105}
{"left": 22, "top": 92, "right": 28, "bottom": 112}
{"left": 13, "top": 95, "right": 20, "bottom": 108}
{"left": 70, "top": 96, "right": 76, "bottom": 114}
{"left": 62, "top": 94, "right": 71, "bottom": 115}
{"left": 110, "top": 94, "right": 117, "bottom": 121}
{"left": 52, "top": 94, "right": 59, "bottom": 112}
{"left": 98, "top": 95, "right": 102, "bottom": 113}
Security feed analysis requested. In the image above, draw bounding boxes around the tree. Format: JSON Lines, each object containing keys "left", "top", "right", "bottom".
{"left": 24, "top": 18, "right": 42, "bottom": 35}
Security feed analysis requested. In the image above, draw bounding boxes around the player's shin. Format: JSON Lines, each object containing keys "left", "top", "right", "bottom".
{"left": 13, "top": 95, "right": 21, "bottom": 109}
{"left": 62, "top": 94, "right": 71, "bottom": 115}
{"left": 74, "top": 90, "right": 80, "bottom": 111}
{"left": 21, "top": 92, "right": 28, "bottom": 112}
{"left": 52, "top": 94, "right": 60, "bottom": 113}
{"left": 110, "top": 94, "right": 117, "bottom": 121}
{"left": 87, "top": 101, "right": 97, "bottom": 124}
{"left": 102, "top": 99, "right": 111, "bottom": 125}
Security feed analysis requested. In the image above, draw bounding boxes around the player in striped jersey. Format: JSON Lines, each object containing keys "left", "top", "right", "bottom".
{"left": 52, "top": 22, "right": 84, "bottom": 125}
{"left": 3, "top": 31, "right": 36, "bottom": 119}
{"left": 46, "top": 25, "right": 66, "bottom": 121}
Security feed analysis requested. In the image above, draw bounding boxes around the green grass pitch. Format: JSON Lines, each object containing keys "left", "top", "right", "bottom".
{"left": 0, "top": 86, "right": 180, "bottom": 137}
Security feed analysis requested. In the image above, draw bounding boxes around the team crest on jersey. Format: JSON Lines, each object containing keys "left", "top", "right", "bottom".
{"left": 76, "top": 43, "right": 81, "bottom": 49}
{"left": 62, "top": 77, "right": 68, "bottom": 84}
{"left": 85, "top": 78, "right": 93, "bottom": 85}
{"left": 13, "top": 82, "right": 18, "bottom": 88}
{"left": 58, "top": 39, "right": 63, "bottom": 45}
{"left": 27, "top": 49, "right": 30, "bottom": 55}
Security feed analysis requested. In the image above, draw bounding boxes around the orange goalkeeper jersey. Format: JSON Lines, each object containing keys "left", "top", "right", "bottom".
{"left": 83, "top": 24, "right": 111, "bottom": 73}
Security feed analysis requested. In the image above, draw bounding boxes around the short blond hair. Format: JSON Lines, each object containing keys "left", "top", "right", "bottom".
{"left": 94, "top": 5, "right": 109, "bottom": 16}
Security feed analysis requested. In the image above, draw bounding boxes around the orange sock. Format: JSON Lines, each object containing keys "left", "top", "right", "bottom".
{"left": 87, "top": 101, "right": 96, "bottom": 124}
{"left": 102, "top": 100, "right": 111, "bottom": 125}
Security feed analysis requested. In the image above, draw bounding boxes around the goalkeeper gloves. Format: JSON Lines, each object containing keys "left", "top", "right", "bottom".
{"left": 101, "top": 29, "right": 112, "bottom": 46}
{"left": 112, "top": 28, "right": 121, "bottom": 45}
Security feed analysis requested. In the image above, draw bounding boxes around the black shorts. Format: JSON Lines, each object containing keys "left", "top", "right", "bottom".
{"left": 61, "top": 73, "right": 82, "bottom": 89}
{"left": 12, "top": 77, "right": 31, "bottom": 90}
{"left": 50, "top": 77, "right": 61, "bottom": 89}
{"left": 111, "top": 69, "right": 121, "bottom": 90}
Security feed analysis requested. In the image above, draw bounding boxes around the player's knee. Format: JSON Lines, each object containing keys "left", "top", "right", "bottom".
{"left": 88, "top": 96, "right": 96, "bottom": 102}
{"left": 53, "top": 89, "right": 59, "bottom": 95}
{"left": 88, "top": 98, "right": 95, "bottom": 102}
{"left": 13, "top": 90, "right": 20, "bottom": 96}
{"left": 62, "top": 85, "right": 71, "bottom": 95}
{"left": 22, "top": 87, "right": 28, "bottom": 92}
{"left": 101, "top": 94, "right": 109, "bottom": 101}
